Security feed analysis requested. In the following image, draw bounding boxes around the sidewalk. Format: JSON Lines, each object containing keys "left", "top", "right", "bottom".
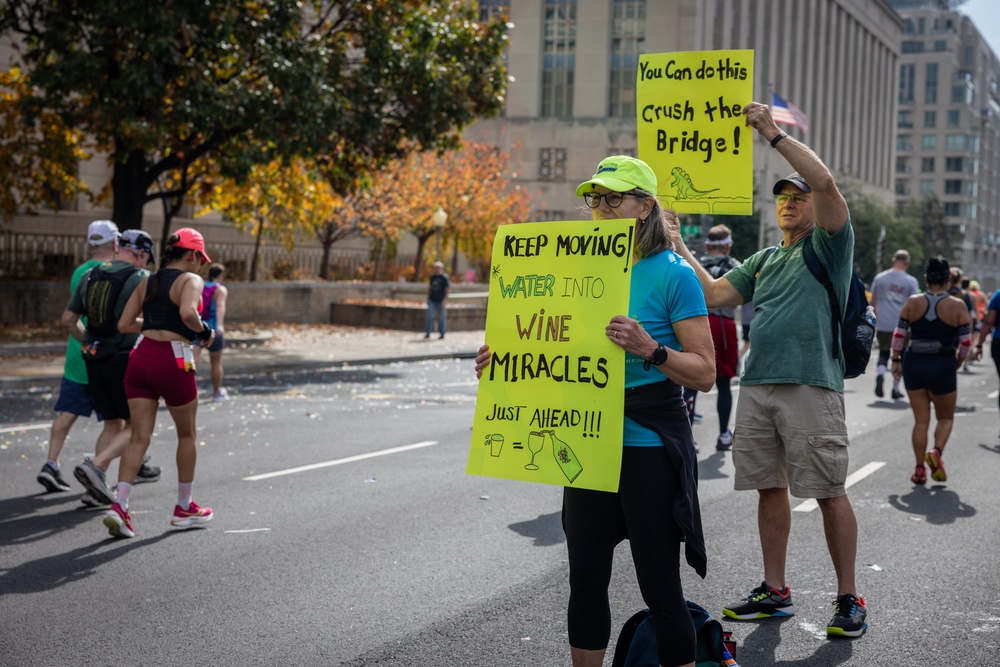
{"left": 0, "top": 325, "right": 486, "bottom": 390}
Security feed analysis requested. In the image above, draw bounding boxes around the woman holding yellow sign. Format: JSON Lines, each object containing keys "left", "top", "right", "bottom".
{"left": 475, "top": 155, "right": 715, "bottom": 667}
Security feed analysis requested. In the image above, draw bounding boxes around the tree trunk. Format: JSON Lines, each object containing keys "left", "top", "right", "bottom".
{"left": 251, "top": 216, "right": 265, "bottom": 282}
{"left": 413, "top": 238, "right": 426, "bottom": 282}
{"left": 111, "top": 147, "right": 151, "bottom": 230}
{"left": 320, "top": 238, "right": 333, "bottom": 280}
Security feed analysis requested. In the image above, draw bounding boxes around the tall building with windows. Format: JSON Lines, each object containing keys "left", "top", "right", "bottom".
{"left": 889, "top": 0, "right": 1000, "bottom": 289}
{"left": 469, "top": 0, "right": 903, "bottom": 249}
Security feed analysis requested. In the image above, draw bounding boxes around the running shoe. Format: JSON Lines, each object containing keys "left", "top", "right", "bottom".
{"left": 722, "top": 582, "right": 795, "bottom": 620}
{"left": 135, "top": 456, "right": 161, "bottom": 484}
{"left": 103, "top": 502, "right": 135, "bottom": 539}
{"left": 37, "top": 462, "right": 72, "bottom": 493}
{"left": 212, "top": 388, "right": 229, "bottom": 402}
{"left": 74, "top": 459, "right": 115, "bottom": 505}
{"left": 716, "top": 430, "right": 734, "bottom": 451}
{"left": 826, "top": 593, "right": 868, "bottom": 638}
{"left": 874, "top": 374, "right": 884, "bottom": 398}
{"left": 171, "top": 501, "right": 213, "bottom": 528}
{"left": 925, "top": 447, "right": 947, "bottom": 482}
{"left": 891, "top": 387, "right": 904, "bottom": 400}
{"left": 691, "top": 412, "right": 704, "bottom": 423}
{"left": 910, "top": 464, "right": 927, "bottom": 485}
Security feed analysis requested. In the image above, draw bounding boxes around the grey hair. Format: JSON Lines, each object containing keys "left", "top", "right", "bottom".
{"left": 633, "top": 190, "right": 671, "bottom": 259}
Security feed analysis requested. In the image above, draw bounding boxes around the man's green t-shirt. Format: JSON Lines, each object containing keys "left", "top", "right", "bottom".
{"left": 724, "top": 220, "right": 855, "bottom": 393}
{"left": 63, "top": 259, "right": 103, "bottom": 384}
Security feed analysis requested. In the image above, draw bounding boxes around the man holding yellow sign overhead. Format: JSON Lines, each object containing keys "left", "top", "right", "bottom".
{"left": 670, "top": 101, "right": 868, "bottom": 639}
{"left": 475, "top": 155, "right": 715, "bottom": 667}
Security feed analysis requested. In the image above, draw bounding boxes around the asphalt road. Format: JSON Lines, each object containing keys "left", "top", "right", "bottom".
{"left": 1, "top": 359, "right": 999, "bottom": 666}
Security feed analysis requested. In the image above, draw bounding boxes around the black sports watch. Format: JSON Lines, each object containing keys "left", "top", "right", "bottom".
{"left": 644, "top": 343, "right": 668, "bottom": 371}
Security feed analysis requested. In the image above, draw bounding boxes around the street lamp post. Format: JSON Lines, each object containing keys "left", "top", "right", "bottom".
{"left": 432, "top": 207, "right": 448, "bottom": 261}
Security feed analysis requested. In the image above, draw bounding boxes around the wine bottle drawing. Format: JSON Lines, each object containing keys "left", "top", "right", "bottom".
{"left": 548, "top": 430, "right": 583, "bottom": 483}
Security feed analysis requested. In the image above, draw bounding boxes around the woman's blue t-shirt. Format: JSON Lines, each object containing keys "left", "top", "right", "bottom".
{"left": 623, "top": 249, "right": 707, "bottom": 446}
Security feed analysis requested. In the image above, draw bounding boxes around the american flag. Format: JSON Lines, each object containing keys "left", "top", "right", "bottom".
{"left": 771, "top": 93, "right": 809, "bottom": 134}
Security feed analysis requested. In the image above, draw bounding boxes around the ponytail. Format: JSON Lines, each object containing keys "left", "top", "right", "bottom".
{"left": 144, "top": 234, "right": 189, "bottom": 303}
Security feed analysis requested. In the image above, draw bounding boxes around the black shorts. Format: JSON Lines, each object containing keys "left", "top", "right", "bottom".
{"left": 901, "top": 351, "right": 957, "bottom": 395}
{"left": 85, "top": 351, "right": 131, "bottom": 420}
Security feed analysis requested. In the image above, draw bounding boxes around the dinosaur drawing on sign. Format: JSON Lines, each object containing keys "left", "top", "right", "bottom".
{"left": 670, "top": 166, "right": 721, "bottom": 199}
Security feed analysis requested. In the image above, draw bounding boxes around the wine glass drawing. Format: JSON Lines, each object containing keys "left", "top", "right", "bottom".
{"left": 525, "top": 431, "right": 545, "bottom": 470}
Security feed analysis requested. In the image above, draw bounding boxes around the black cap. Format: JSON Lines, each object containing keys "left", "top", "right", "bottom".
{"left": 772, "top": 172, "right": 812, "bottom": 195}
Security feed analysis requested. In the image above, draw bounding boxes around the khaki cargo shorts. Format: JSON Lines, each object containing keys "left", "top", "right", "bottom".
{"left": 733, "top": 384, "right": 849, "bottom": 499}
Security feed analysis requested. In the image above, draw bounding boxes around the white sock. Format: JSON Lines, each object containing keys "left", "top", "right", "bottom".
{"left": 877, "top": 364, "right": 887, "bottom": 376}
{"left": 178, "top": 483, "right": 193, "bottom": 510}
{"left": 117, "top": 482, "right": 133, "bottom": 511}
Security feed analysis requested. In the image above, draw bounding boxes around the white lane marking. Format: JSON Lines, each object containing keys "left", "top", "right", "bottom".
{"left": 0, "top": 423, "right": 49, "bottom": 434}
{"left": 224, "top": 528, "right": 272, "bottom": 534}
{"left": 792, "top": 461, "right": 886, "bottom": 513}
{"left": 243, "top": 441, "right": 439, "bottom": 481}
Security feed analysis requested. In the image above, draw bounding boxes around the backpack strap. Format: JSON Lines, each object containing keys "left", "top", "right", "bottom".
{"left": 800, "top": 231, "right": 841, "bottom": 360}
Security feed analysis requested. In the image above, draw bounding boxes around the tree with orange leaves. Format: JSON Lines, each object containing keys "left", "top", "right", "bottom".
{"left": 374, "top": 141, "right": 531, "bottom": 281}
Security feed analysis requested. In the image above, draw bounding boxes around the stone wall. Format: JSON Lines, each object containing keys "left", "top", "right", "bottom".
{"left": 0, "top": 281, "right": 488, "bottom": 325}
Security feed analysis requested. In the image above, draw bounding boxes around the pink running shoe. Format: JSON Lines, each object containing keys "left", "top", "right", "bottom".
{"left": 925, "top": 448, "right": 947, "bottom": 482}
{"left": 911, "top": 465, "right": 926, "bottom": 485}
{"left": 104, "top": 502, "right": 135, "bottom": 539}
{"left": 171, "top": 500, "right": 213, "bottom": 528}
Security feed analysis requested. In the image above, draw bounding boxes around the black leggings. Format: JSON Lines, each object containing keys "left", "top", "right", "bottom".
{"left": 563, "top": 446, "right": 695, "bottom": 666}
{"left": 715, "top": 376, "right": 732, "bottom": 432}
{"left": 992, "top": 339, "right": 1000, "bottom": 412}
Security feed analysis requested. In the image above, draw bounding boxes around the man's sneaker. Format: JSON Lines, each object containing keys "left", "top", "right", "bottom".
{"left": 171, "top": 501, "right": 213, "bottom": 528}
{"left": 80, "top": 494, "right": 111, "bottom": 509}
{"left": 874, "top": 374, "right": 884, "bottom": 398}
{"left": 826, "top": 593, "right": 868, "bottom": 638}
{"left": 103, "top": 502, "right": 135, "bottom": 539}
{"left": 134, "top": 456, "right": 161, "bottom": 484}
{"left": 716, "top": 430, "right": 734, "bottom": 451}
{"left": 722, "top": 582, "right": 795, "bottom": 620}
{"left": 74, "top": 459, "right": 115, "bottom": 505}
{"left": 925, "top": 447, "right": 947, "bottom": 482}
{"left": 37, "top": 462, "right": 72, "bottom": 493}
{"left": 911, "top": 464, "right": 927, "bottom": 485}
{"left": 212, "top": 388, "right": 229, "bottom": 402}
{"left": 891, "top": 387, "right": 904, "bottom": 400}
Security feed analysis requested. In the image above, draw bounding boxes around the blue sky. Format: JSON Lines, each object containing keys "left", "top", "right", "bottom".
{"left": 960, "top": 0, "right": 1000, "bottom": 59}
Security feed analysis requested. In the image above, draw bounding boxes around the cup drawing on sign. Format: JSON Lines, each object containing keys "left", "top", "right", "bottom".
{"left": 549, "top": 430, "right": 584, "bottom": 483}
{"left": 485, "top": 433, "right": 504, "bottom": 457}
{"left": 525, "top": 431, "right": 547, "bottom": 470}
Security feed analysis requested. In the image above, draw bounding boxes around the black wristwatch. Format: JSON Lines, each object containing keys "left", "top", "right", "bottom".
{"left": 644, "top": 343, "right": 669, "bottom": 371}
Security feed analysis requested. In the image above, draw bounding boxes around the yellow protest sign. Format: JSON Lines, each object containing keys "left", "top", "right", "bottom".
{"left": 637, "top": 49, "right": 755, "bottom": 215}
{"left": 467, "top": 219, "right": 633, "bottom": 493}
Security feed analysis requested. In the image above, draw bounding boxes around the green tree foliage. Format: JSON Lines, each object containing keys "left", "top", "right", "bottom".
{"left": 0, "top": 1, "right": 509, "bottom": 233}
{"left": 839, "top": 179, "right": 923, "bottom": 282}
{"left": 896, "top": 194, "right": 963, "bottom": 273}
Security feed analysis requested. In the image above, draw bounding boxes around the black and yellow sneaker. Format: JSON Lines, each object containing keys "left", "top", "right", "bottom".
{"left": 722, "top": 582, "right": 795, "bottom": 620}
{"left": 827, "top": 593, "right": 868, "bottom": 638}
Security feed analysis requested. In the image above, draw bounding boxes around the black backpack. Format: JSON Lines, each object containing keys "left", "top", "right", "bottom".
{"left": 611, "top": 601, "right": 731, "bottom": 667}
{"left": 84, "top": 264, "right": 139, "bottom": 339}
{"left": 801, "top": 232, "right": 874, "bottom": 379}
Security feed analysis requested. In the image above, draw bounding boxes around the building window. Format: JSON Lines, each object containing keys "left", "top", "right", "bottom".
{"left": 943, "top": 202, "right": 961, "bottom": 216}
{"left": 542, "top": 0, "right": 577, "bottom": 118}
{"left": 895, "top": 180, "right": 909, "bottom": 196}
{"left": 896, "top": 157, "right": 910, "bottom": 173}
{"left": 945, "top": 157, "right": 964, "bottom": 172}
{"left": 896, "top": 135, "right": 912, "bottom": 151}
{"left": 538, "top": 148, "right": 567, "bottom": 180}
{"left": 899, "top": 64, "right": 915, "bottom": 104}
{"left": 946, "top": 134, "right": 967, "bottom": 150}
{"left": 607, "top": 147, "right": 637, "bottom": 157}
{"left": 924, "top": 110, "right": 936, "bottom": 127}
{"left": 477, "top": 0, "right": 508, "bottom": 20}
{"left": 963, "top": 46, "right": 974, "bottom": 65}
{"left": 922, "top": 135, "right": 937, "bottom": 150}
{"left": 608, "top": 0, "right": 645, "bottom": 118}
{"left": 898, "top": 111, "right": 913, "bottom": 128}
{"left": 925, "top": 63, "right": 938, "bottom": 104}
{"left": 921, "top": 157, "right": 935, "bottom": 172}
{"left": 920, "top": 179, "right": 935, "bottom": 195}
{"left": 902, "top": 41, "right": 924, "bottom": 53}
{"left": 944, "top": 179, "right": 963, "bottom": 194}
{"left": 947, "top": 109, "right": 960, "bottom": 127}
{"left": 951, "top": 84, "right": 972, "bottom": 105}
{"left": 535, "top": 210, "right": 567, "bottom": 221}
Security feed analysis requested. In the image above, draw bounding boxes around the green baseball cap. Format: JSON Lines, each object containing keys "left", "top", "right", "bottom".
{"left": 576, "top": 155, "right": 658, "bottom": 197}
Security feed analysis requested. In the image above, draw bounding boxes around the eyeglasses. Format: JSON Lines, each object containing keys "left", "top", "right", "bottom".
{"left": 774, "top": 193, "right": 810, "bottom": 206}
{"left": 583, "top": 191, "right": 643, "bottom": 209}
